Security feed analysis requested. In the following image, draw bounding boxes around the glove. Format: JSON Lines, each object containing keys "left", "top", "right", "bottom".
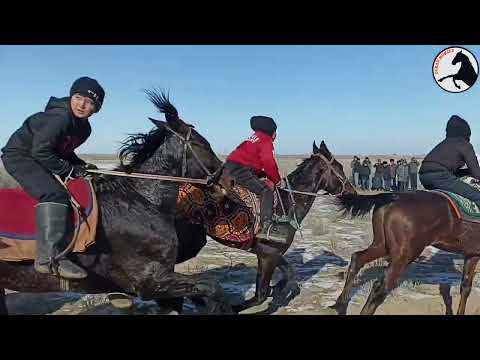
{"left": 70, "top": 164, "right": 88, "bottom": 178}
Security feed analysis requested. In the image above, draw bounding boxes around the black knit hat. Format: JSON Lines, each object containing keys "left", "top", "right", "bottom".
{"left": 250, "top": 116, "right": 277, "bottom": 137}
{"left": 446, "top": 115, "right": 471, "bottom": 141}
{"left": 70, "top": 77, "right": 105, "bottom": 112}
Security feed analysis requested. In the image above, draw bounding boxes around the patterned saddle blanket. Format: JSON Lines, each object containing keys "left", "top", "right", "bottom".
{"left": 430, "top": 176, "right": 480, "bottom": 223}
{"left": 176, "top": 180, "right": 283, "bottom": 250}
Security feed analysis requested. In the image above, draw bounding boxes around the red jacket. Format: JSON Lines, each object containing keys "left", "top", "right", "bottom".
{"left": 226, "top": 131, "right": 281, "bottom": 185}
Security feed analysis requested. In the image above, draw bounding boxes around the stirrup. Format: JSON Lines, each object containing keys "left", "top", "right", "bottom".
{"left": 257, "top": 222, "right": 288, "bottom": 243}
{"left": 34, "top": 257, "right": 58, "bottom": 275}
{"left": 57, "top": 258, "right": 88, "bottom": 280}
{"left": 34, "top": 261, "right": 53, "bottom": 275}
{"left": 274, "top": 215, "right": 300, "bottom": 230}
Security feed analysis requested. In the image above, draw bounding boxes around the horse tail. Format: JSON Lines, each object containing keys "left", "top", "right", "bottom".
{"left": 335, "top": 193, "right": 399, "bottom": 218}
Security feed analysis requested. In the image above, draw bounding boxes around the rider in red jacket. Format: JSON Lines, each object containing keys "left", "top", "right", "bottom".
{"left": 225, "top": 116, "right": 285, "bottom": 242}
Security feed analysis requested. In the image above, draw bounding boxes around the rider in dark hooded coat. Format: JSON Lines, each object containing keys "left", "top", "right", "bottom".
{"left": 1, "top": 76, "right": 105, "bottom": 279}
{"left": 419, "top": 115, "right": 480, "bottom": 206}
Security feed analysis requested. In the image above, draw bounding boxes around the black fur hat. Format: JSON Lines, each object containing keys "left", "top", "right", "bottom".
{"left": 70, "top": 76, "right": 105, "bottom": 112}
{"left": 250, "top": 116, "right": 277, "bottom": 137}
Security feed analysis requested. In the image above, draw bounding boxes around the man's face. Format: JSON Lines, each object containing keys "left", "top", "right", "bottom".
{"left": 70, "top": 93, "right": 96, "bottom": 119}
{"left": 271, "top": 131, "right": 276, "bottom": 141}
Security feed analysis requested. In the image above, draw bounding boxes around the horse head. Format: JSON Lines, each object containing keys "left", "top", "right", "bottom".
{"left": 307, "top": 140, "right": 355, "bottom": 196}
{"left": 119, "top": 89, "right": 222, "bottom": 180}
{"left": 452, "top": 50, "right": 469, "bottom": 66}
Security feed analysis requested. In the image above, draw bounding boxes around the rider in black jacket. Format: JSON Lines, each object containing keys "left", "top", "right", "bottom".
{"left": 419, "top": 115, "right": 480, "bottom": 206}
{"left": 1, "top": 77, "right": 105, "bottom": 279}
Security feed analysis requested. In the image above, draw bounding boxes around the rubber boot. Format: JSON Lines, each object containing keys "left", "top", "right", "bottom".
{"left": 34, "top": 202, "right": 87, "bottom": 279}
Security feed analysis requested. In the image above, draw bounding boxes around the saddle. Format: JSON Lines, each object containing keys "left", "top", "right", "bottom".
{"left": 0, "top": 178, "right": 98, "bottom": 261}
{"left": 430, "top": 176, "right": 480, "bottom": 223}
{"left": 176, "top": 174, "right": 289, "bottom": 249}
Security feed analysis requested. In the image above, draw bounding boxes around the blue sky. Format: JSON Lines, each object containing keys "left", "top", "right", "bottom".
{"left": 1, "top": 45, "right": 479, "bottom": 155}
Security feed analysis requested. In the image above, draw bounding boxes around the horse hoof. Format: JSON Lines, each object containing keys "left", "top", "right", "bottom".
{"left": 107, "top": 293, "right": 134, "bottom": 310}
{"left": 329, "top": 302, "right": 347, "bottom": 315}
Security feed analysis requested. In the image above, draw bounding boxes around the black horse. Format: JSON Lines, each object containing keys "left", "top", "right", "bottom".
{"left": 0, "top": 89, "right": 231, "bottom": 315}
{"left": 175, "top": 141, "right": 356, "bottom": 313}
{"left": 438, "top": 50, "right": 478, "bottom": 89}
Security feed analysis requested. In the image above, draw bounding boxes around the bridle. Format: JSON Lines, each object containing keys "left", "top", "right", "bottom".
{"left": 275, "top": 152, "right": 352, "bottom": 240}
{"left": 165, "top": 125, "right": 214, "bottom": 179}
{"left": 312, "top": 153, "right": 351, "bottom": 196}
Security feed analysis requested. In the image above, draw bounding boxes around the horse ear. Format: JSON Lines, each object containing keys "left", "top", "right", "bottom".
{"left": 313, "top": 141, "right": 320, "bottom": 154}
{"left": 164, "top": 112, "right": 192, "bottom": 132}
{"left": 320, "top": 140, "right": 330, "bottom": 154}
{"left": 149, "top": 118, "right": 166, "bottom": 129}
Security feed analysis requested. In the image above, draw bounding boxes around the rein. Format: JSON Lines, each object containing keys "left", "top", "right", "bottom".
{"left": 85, "top": 169, "right": 209, "bottom": 185}
{"left": 86, "top": 124, "right": 214, "bottom": 185}
{"left": 280, "top": 152, "right": 350, "bottom": 198}
{"left": 275, "top": 152, "right": 351, "bottom": 240}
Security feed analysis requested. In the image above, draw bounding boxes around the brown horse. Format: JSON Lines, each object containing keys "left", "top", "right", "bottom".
{"left": 331, "top": 190, "right": 480, "bottom": 315}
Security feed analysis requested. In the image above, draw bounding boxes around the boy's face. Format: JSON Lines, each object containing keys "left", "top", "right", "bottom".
{"left": 70, "top": 93, "right": 96, "bottom": 119}
{"left": 271, "top": 131, "right": 276, "bottom": 141}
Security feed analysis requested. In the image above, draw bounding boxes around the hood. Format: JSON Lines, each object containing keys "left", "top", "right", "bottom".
{"left": 45, "top": 96, "right": 71, "bottom": 113}
{"left": 446, "top": 115, "right": 471, "bottom": 141}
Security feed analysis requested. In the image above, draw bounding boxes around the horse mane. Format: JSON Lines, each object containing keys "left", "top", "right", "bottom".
{"left": 118, "top": 88, "right": 179, "bottom": 170}
{"left": 290, "top": 144, "right": 331, "bottom": 174}
{"left": 144, "top": 88, "right": 179, "bottom": 121}
{"left": 288, "top": 155, "right": 316, "bottom": 179}
{"left": 118, "top": 126, "right": 167, "bottom": 170}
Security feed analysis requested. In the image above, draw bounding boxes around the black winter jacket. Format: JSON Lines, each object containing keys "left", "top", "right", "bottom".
{"left": 419, "top": 137, "right": 480, "bottom": 180}
{"left": 1, "top": 97, "right": 90, "bottom": 176}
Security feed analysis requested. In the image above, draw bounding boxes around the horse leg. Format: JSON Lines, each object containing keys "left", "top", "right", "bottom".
{"left": 331, "top": 245, "right": 387, "bottom": 315}
{"left": 438, "top": 74, "right": 454, "bottom": 82}
{"left": 457, "top": 256, "right": 480, "bottom": 315}
{"left": 439, "top": 284, "right": 453, "bottom": 315}
{"left": 123, "top": 258, "right": 232, "bottom": 314}
{"left": 149, "top": 271, "right": 231, "bottom": 314}
{"left": 0, "top": 288, "right": 7, "bottom": 315}
{"left": 270, "top": 256, "right": 300, "bottom": 306}
{"left": 452, "top": 77, "right": 461, "bottom": 89}
{"left": 272, "top": 256, "right": 298, "bottom": 295}
{"left": 232, "top": 241, "right": 283, "bottom": 313}
{"left": 360, "top": 257, "right": 409, "bottom": 315}
{"left": 332, "top": 209, "right": 388, "bottom": 315}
